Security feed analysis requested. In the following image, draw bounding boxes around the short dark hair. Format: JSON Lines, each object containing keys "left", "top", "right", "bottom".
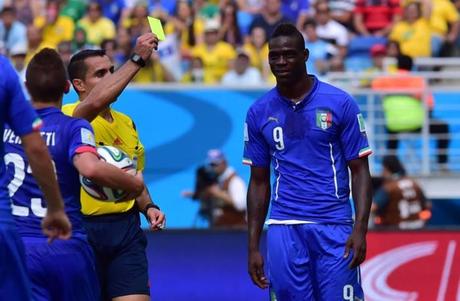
{"left": 67, "top": 49, "right": 106, "bottom": 83}
{"left": 382, "top": 155, "right": 407, "bottom": 177}
{"left": 397, "top": 54, "right": 413, "bottom": 71}
{"left": 26, "top": 48, "right": 67, "bottom": 102}
{"left": 270, "top": 23, "right": 305, "bottom": 51}
{"left": 1, "top": 6, "right": 15, "bottom": 15}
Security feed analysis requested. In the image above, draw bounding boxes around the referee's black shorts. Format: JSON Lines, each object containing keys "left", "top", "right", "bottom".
{"left": 83, "top": 207, "right": 149, "bottom": 300}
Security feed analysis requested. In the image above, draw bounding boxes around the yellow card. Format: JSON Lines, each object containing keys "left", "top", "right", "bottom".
{"left": 147, "top": 16, "right": 165, "bottom": 41}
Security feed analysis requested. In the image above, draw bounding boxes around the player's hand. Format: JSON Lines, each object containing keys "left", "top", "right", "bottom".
{"left": 146, "top": 207, "right": 166, "bottom": 231}
{"left": 248, "top": 250, "right": 269, "bottom": 289}
{"left": 41, "top": 208, "right": 72, "bottom": 243}
{"left": 134, "top": 33, "right": 159, "bottom": 61}
{"left": 344, "top": 223, "right": 367, "bottom": 269}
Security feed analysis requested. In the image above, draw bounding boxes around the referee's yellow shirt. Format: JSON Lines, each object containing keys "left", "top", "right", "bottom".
{"left": 62, "top": 102, "right": 145, "bottom": 216}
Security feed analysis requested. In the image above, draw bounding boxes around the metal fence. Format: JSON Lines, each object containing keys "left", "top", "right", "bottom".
{"left": 325, "top": 72, "right": 460, "bottom": 176}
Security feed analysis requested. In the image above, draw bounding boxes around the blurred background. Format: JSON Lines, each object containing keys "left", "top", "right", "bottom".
{"left": 1, "top": 0, "right": 460, "bottom": 300}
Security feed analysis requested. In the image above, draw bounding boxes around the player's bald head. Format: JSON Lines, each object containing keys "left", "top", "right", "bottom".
{"left": 26, "top": 48, "right": 68, "bottom": 103}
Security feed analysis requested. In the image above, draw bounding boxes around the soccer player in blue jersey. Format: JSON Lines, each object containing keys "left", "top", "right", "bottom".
{"left": 3, "top": 49, "right": 145, "bottom": 301}
{"left": 0, "top": 54, "right": 71, "bottom": 300}
{"left": 243, "top": 24, "right": 373, "bottom": 301}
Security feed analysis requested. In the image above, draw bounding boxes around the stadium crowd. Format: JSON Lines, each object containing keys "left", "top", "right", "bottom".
{"left": 1, "top": 0, "right": 459, "bottom": 85}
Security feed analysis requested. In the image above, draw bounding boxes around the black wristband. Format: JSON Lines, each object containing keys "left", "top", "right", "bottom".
{"left": 143, "top": 203, "right": 160, "bottom": 218}
{"left": 130, "top": 53, "right": 146, "bottom": 67}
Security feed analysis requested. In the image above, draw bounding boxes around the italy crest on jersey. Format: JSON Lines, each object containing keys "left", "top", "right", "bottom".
{"left": 316, "top": 110, "right": 332, "bottom": 130}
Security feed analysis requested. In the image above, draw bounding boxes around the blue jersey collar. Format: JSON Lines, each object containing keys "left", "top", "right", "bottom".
{"left": 36, "top": 106, "right": 62, "bottom": 116}
{"left": 276, "top": 75, "right": 319, "bottom": 110}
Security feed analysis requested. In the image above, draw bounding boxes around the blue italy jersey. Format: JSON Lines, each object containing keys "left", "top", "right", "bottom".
{"left": 0, "top": 55, "right": 42, "bottom": 225}
{"left": 243, "top": 76, "right": 372, "bottom": 224}
{"left": 3, "top": 107, "right": 97, "bottom": 237}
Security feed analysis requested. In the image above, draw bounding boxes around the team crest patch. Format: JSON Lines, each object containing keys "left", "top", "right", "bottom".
{"left": 316, "top": 110, "right": 332, "bottom": 130}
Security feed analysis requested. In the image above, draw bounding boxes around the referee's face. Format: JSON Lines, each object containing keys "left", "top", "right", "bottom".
{"left": 81, "top": 55, "right": 114, "bottom": 94}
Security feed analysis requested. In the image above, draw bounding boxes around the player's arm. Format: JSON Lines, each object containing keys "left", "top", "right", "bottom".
{"left": 247, "top": 166, "right": 271, "bottom": 289}
{"left": 134, "top": 172, "right": 166, "bottom": 231}
{"left": 72, "top": 33, "right": 159, "bottom": 122}
{"left": 345, "top": 157, "right": 373, "bottom": 269}
{"left": 73, "top": 152, "right": 144, "bottom": 196}
{"left": 21, "top": 132, "right": 72, "bottom": 240}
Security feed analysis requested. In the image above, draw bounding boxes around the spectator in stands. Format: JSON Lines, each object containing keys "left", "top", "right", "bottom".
{"left": 372, "top": 155, "right": 431, "bottom": 229}
{"left": 302, "top": 19, "right": 329, "bottom": 76}
{"left": 237, "top": 0, "right": 263, "bottom": 15}
{"left": 120, "top": 2, "right": 150, "bottom": 39}
{"left": 165, "top": 0, "right": 204, "bottom": 58}
{"left": 389, "top": 0, "right": 431, "bottom": 58}
{"left": 182, "top": 56, "right": 206, "bottom": 83}
{"left": 96, "top": 0, "right": 126, "bottom": 25}
{"left": 12, "top": 0, "right": 34, "bottom": 25}
{"left": 218, "top": 1, "right": 243, "bottom": 47}
{"left": 60, "top": 0, "right": 87, "bottom": 22}
{"left": 430, "top": 0, "right": 460, "bottom": 57}
{"left": 71, "top": 26, "right": 92, "bottom": 52}
{"left": 77, "top": 2, "right": 116, "bottom": 47}
{"left": 114, "top": 28, "right": 133, "bottom": 68}
{"left": 0, "top": 6, "right": 27, "bottom": 55}
{"left": 249, "top": 0, "right": 291, "bottom": 43}
{"left": 314, "top": 0, "right": 349, "bottom": 58}
{"left": 318, "top": 0, "right": 356, "bottom": 30}
{"left": 133, "top": 51, "right": 175, "bottom": 83}
{"left": 280, "top": 0, "right": 309, "bottom": 29}
{"left": 353, "top": 0, "right": 402, "bottom": 37}
{"left": 222, "top": 49, "right": 263, "bottom": 85}
{"left": 8, "top": 41, "right": 26, "bottom": 81}
{"left": 25, "top": 25, "right": 53, "bottom": 64}
{"left": 183, "top": 149, "right": 247, "bottom": 229}
{"left": 191, "top": 18, "right": 236, "bottom": 84}
{"left": 57, "top": 40, "right": 73, "bottom": 67}
{"left": 243, "top": 26, "right": 269, "bottom": 75}
{"left": 372, "top": 55, "right": 451, "bottom": 171}
{"left": 33, "top": 0, "right": 75, "bottom": 49}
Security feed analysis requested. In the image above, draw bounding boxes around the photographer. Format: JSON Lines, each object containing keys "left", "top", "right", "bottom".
{"left": 184, "top": 149, "right": 247, "bottom": 228}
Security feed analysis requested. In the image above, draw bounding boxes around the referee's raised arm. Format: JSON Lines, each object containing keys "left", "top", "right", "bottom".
{"left": 70, "top": 33, "right": 158, "bottom": 122}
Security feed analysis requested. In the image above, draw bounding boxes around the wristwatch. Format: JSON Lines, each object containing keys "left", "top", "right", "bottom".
{"left": 142, "top": 203, "right": 160, "bottom": 217}
{"left": 130, "top": 53, "right": 146, "bottom": 67}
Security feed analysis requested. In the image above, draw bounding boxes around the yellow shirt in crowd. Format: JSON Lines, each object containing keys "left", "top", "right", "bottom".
{"left": 165, "top": 18, "right": 204, "bottom": 52}
{"left": 62, "top": 102, "right": 145, "bottom": 216}
{"left": 77, "top": 17, "right": 116, "bottom": 46}
{"left": 430, "top": 0, "right": 459, "bottom": 36}
{"left": 390, "top": 18, "right": 431, "bottom": 57}
{"left": 34, "top": 15, "right": 75, "bottom": 48}
{"left": 242, "top": 42, "right": 269, "bottom": 72}
{"left": 191, "top": 41, "right": 236, "bottom": 83}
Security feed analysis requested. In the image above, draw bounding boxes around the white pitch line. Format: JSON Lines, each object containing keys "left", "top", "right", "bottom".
{"left": 437, "top": 240, "right": 457, "bottom": 301}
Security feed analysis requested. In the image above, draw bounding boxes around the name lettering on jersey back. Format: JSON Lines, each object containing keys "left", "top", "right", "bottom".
{"left": 3, "top": 129, "right": 56, "bottom": 146}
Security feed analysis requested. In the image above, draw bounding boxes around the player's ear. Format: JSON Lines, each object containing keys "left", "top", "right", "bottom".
{"left": 64, "top": 80, "right": 70, "bottom": 94}
{"left": 71, "top": 78, "right": 85, "bottom": 94}
{"left": 304, "top": 48, "right": 309, "bottom": 62}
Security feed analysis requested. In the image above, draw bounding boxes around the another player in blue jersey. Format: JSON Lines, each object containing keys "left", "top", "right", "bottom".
{"left": 0, "top": 55, "right": 71, "bottom": 300}
{"left": 244, "top": 24, "right": 373, "bottom": 301}
{"left": 3, "top": 49, "right": 145, "bottom": 301}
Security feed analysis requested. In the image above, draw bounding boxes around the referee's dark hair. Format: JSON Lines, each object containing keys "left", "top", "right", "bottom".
{"left": 26, "top": 48, "right": 68, "bottom": 103}
{"left": 67, "top": 49, "right": 106, "bottom": 86}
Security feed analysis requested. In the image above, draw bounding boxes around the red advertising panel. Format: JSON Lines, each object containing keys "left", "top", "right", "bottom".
{"left": 363, "top": 232, "right": 460, "bottom": 301}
